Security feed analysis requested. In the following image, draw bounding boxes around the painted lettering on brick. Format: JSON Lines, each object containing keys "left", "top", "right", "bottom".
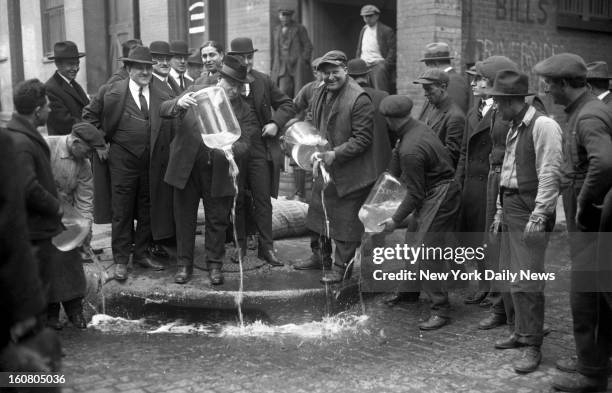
{"left": 496, "top": 0, "right": 548, "bottom": 24}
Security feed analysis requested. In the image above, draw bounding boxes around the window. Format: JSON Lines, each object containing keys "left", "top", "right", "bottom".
{"left": 41, "top": 0, "right": 65, "bottom": 57}
{"left": 558, "top": 0, "right": 612, "bottom": 32}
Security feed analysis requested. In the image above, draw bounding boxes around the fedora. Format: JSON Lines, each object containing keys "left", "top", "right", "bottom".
{"left": 347, "top": 58, "right": 370, "bottom": 76}
{"left": 227, "top": 37, "right": 258, "bottom": 55}
{"left": 118, "top": 46, "right": 157, "bottom": 65}
{"left": 219, "top": 55, "right": 248, "bottom": 84}
{"left": 149, "top": 41, "right": 172, "bottom": 57}
{"left": 187, "top": 50, "right": 203, "bottom": 65}
{"left": 485, "top": 69, "right": 535, "bottom": 96}
{"left": 419, "top": 42, "right": 454, "bottom": 62}
{"left": 121, "top": 39, "right": 143, "bottom": 58}
{"left": 48, "top": 41, "right": 85, "bottom": 60}
{"left": 586, "top": 61, "right": 612, "bottom": 80}
{"left": 170, "top": 40, "right": 191, "bottom": 56}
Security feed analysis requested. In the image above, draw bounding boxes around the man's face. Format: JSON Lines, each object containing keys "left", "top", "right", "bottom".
{"left": 493, "top": 97, "right": 516, "bottom": 121}
{"left": 201, "top": 46, "right": 223, "bottom": 73}
{"left": 235, "top": 53, "right": 255, "bottom": 73}
{"left": 320, "top": 64, "right": 347, "bottom": 91}
{"left": 170, "top": 55, "right": 187, "bottom": 74}
{"left": 56, "top": 59, "right": 80, "bottom": 81}
{"left": 152, "top": 55, "right": 171, "bottom": 76}
{"left": 362, "top": 13, "right": 379, "bottom": 27}
{"left": 542, "top": 77, "right": 566, "bottom": 105}
{"left": 128, "top": 63, "right": 153, "bottom": 86}
{"left": 69, "top": 138, "right": 92, "bottom": 160}
{"left": 471, "top": 75, "right": 489, "bottom": 97}
{"left": 35, "top": 97, "right": 51, "bottom": 126}
{"left": 422, "top": 83, "right": 446, "bottom": 106}
{"left": 217, "top": 77, "right": 241, "bottom": 100}
{"left": 188, "top": 64, "right": 203, "bottom": 80}
{"left": 279, "top": 12, "right": 291, "bottom": 26}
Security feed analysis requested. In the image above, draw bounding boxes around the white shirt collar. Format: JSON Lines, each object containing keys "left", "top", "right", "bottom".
{"left": 443, "top": 66, "right": 453, "bottom": 73}
{"left": 169, "top": 67, "right": 183, "bottom": 81}
{"left": 153, "top": 73, "right": 167, "bottom": 83}
{"left": 598, "top": 90, "right": 610, "bottom": 100}
{"left": 128, "top": 79, "right": 149, "bottom": 109}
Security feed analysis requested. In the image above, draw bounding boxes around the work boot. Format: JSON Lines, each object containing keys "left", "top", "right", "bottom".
{"left": 495, "top": 334, "right": 523, "bottom": 349}
{"left": 419, "top": 315, "right": 449, "bottom": 331}
{"left": 174, "top": 266, "right": 193, "bottom": 284}
{"left": 134, "top": 256, "right": 165, "bottom": 270}
{"left": 209, "top": 267, "right": 224, "bottom": 285}
{"left": 230, "top": 247, "right": 246, "bottom": 264}
{"left": 478, "top": 313, "right": 506, "bottom": 330}
{"left": 514, "top": 346, "right": 541, "bottom": 374}
{"left": 114, "top": 263, "right": 128, "bottom": 281}
{"left": 46, "top": 303, "right": 62, "bottom": 330}
{"left": 551, "top": 372, "right": 608, "bottom": 392}
{"left": 382, "top": 292, "right": 419, "bottom": 307}
{"left": 320, "top": 264, "right": 351, "bottom": 284}
{"left": 464, "top": 291, "right": 488, "bottom": 305}
{"left": 294, "top": 253, "right": 332, "bottom": 270}
{"left": 68, "top": 313, "right": 87, "bottom": 329}
{"left": 258, "top": 249, "right": 284, "bottom": 267}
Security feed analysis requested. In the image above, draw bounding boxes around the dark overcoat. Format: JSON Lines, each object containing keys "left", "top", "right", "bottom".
{"left": 424, "top": 95, "right": 465, "bottom": 168}
{"left": 271, "top": 20, "right": 313, "bottom": 93}
{"left": 355, "top": 22, "right": 396, "bottom": 68}
{"left": 82, "top": 77, "right": 175, "bottom": 240}
{"left": 45, "top": 71, "right": 90, "bottom": 135}
{"left": 363, "top": 85, "right": 392, "bottom": 171}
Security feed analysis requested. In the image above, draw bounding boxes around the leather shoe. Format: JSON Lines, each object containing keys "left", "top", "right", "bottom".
{"left": 495, "top": 334, "right": 523, "bottom": 349}
{"left": 478, "top": 313, "right": 506, "bottom": 330}
{"left": 174, "top": 266, "right": 193, "bottom": 284}
{"left": 419, "top": 315, "right": 449, "bottom": 331}
{"left": 479, "top": 298, "right": 493, "bottom": 308}
{"left": 556, "top": 356, "right": 612, "bottom": 376}
{"left": 114, "top": 263, "right": 128, "bottom": 281}
{"left": 209, "top": 267, "right": 224, "bottom": 285}
{"left": 552, "top": 371, "right": 608, "bottom": 392}
{"left": 464, "top": 291, "right": 488, "bottom": 304}
{"left": 382, "top": 292, "right": 419, "bottom": 307}
{"left": 69, "top": 313, "right": 87, "bottom": 329}
{"left": 134, "top": 257, "right": 165, "bottom": 271}
{"left": 230, "top": 248, "right": 246, "bottom": 264}
{"left": 514, "top": 346, "right": 541, "bottom": 374}
{"left": 259, "top": 249, "right": 284, "bottom": 267}
{"left": 294, "top": 254, "right": 332, "bottom": 270}
{"left": 320, "top": 270, "right": 344, "bottom": 284}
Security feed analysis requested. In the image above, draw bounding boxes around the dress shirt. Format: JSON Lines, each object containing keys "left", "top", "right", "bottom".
{"left": 481, "top": 97, "right": 494, "bottom": 117}
{"left": 170, "top": 67, "right": 186, "bottom": 88}
{"left": 360, "top": 24, "right": 384, "bottom": 64}
{"left": 598, "top": 90, "right": 610, "bottom": 101}
{"left": 128, "top": 79, "right": 149, "bottom": 110}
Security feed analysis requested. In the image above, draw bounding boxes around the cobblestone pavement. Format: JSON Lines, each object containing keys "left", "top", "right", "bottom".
{"left": 58, "top": 233, "right": 610, "bottom": 393}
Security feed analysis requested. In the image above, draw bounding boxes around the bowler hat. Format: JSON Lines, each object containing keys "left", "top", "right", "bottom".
{"left": 347, "top": 58, "right": 370, "bottom": 76}
{"left": 379, "top": 95, "right": 414, "bottom": 118}
{"left": 121, "top": 39, "right": 143, "bottom": 58}
{"left": 71, "top": 122, "right": 105, "bottom": 149}
{"left": 317, "top": 50, "right": 347, "bottom": 70}
{"left": 119, "top": 46, "right": 157, "bottom": 65}
{"left": 419, "top": 42, "right": 454, "bottom": 62}
{"left": 149, "top": 41, "right": 172, "bottom": 57}
{"left": 485, "top": 69, "right": 535, "bottom": 96}
{"left": 477, "top": 56, "right": 518, "bottom": 80}
{"left": 360, "top": 4, "right": 380, "bottom": 16}
{"left": 413, "top": 68, "right": 450, "bottom": 85}
{"left": 48, "top": 41, "right": 85, "bottom": 60}
{"left": 227, "top": 37, "right": 258, "bottom": 55}
{"left": 170, "top": 40, "right": 191, "bottom": 56}
{"left": 219, "top": 55, "right": 249, "bottom": 84}
{"left": 533, "top": 53, "right": 587, "bottom": 79}
{"left": 586, "top": 61, "right": 611, "bottom": 80}
{"left": 187, "top": 51, "right": 203, "bottom": 65}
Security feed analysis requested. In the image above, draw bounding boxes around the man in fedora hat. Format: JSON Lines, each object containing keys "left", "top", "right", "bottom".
{"left": 149, "top": 41, "right": 181, "bottom": 95}
{"left": 160, "top": 55, "right": 256, "bottom": 285}
{"left": 45, "top": 41, "right": 89, "bottom": 136}
{"left": 227, "top": 37, "right": 296, "bottom": 267}
{"left": 169, "top": 40, "right": 192, "bottom": 93}
{"left": 271, "top": 7, "right": 313, "bottom": 98}
{"left": 186, "top": 50, "right": 204, "bottom": 82}
{"left": 418, "top": 42, "right": 470, "bottom": 117}
{"left": 413, "top": 68, "right": 465, "bottom": 168}
{"left": 106, "top": 39, "right": 143, "bottom": 85}
{"left": 83, "top": 46, "right": 176, "bottom": 281}
{"left": 534, "top": 53, "right": 612, "bottom": 392}
{"left": 487, "top": 69, "right": 563, "bottom": 374}
{"left": 355, "top": 4, "right": 395, "bottom": 93}
{"left": 587, "top": 61, "right": 612, "bottom": 111}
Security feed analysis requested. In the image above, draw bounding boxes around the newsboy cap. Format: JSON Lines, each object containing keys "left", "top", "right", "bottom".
{"left": 360, "top": 4, "right": 380, "bottom": 15}
{"left": 317, "top": 50, "right": 348, "bottom": 70}
{"left": 586, "top": 61, "right": 611, "bottom": 80}
{"left": 477, "top": 56, "right": 518, "bottom": 80}
{"left": 533, "top": 53, "right": 587, "bottom": 79}
{"left": 379, "top": 95, "right": 414, "bottom": 118}
{"left": 419, "top": 42, "right": 453, "bottom": 62}
{"left": 413, "top": 68, "right": 450, "bottom": 85}
{"left": 71, "top": 122, "right": 105, "bottom": 149}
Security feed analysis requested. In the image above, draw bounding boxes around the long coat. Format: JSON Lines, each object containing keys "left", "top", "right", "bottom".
{"left": 271, "top": 20, "right": 313, "bottom": 94}
{"left": 355, "top": 22, "right": 396, "bottom": 68}
{"left": 363, "top": 85, "right": 392, "bottom": 171}
{"left": 82, "top": 77, "right": 175, "bottom": 240}
{"left": 248, "top": 69, "right": 296, "bottom": 198}
{"left": 45, "top": 71, "right": 90, "bottom": 135}
{"left": 424, "top": 95, "right": 465, "bottom": 168}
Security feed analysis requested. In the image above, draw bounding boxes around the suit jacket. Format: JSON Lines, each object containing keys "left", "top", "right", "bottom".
{"left": 423, "top": 95, "right": 465, "bottom": 169}
{"left": 45, "top": 71, "right": 90, "bottom": 135}
{"left": 82, "top": 78, "right": 176, "bottom": 239}
{"left": 4, "top": 114, "right": 62, "bottom": 239}
{"left": 248, "top": 69, "right": 296, "bottom": 197}
{"left": 356, "top": 22, "right": 396, "bottom": 68}
{"left": 170, "top": 72, "right": 193, "bottom": 95}
{"left": 601, "top": 91, "right": 612, "bottom": 112}
{"left": 418, "top": 68, "right": 471, "bottom": 121}
{"left": 271, "top": 20, "right": 313, "bottom": 91}
{"left": 106, "top": 67, "right": 129, "bottom": 85}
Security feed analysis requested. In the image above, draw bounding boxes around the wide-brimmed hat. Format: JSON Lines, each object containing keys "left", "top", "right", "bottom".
{"left": 586, "top": 61, "right": 611, "bottom": 80}
{"left": 48, "top": 41, "right": 85, "bottom": 60}
{"left": 227, "top": 37, "right": 258, "bottom": 55}
{"left": 170, "top": 40, "right": 190, "bottom": 56}
{"left": 485, "top": 69, "right": 535, "bottom": 96}
{"left": 121, "top": 39, "right": 143, "bottom": 58}
{"left": 119, "top": 46, "right": 157, "bottom": 65}
{"left": 360, "top": 4, "right": 380, "bottom": 16}
{"left": 219, "top": 55, "right": 248, "bottom": 84}
{"left": 466, "top": 63, "right": 478, "bottom": 76}
{"left": 413, "top": 68, "right": 449, "bottom": 85}
{"left": 149, "top": 41, "right": 172, "bottom": 57}
{"left": 187, "top": 50, "right": 203, "bottom": 65}
{"left": 347, "top": 58, "right": 370, "bottom": 76}
{"left": 419, "top": 42, "right": 453, "bottom": 62}
{"left": 317, "top": 50, "right": 347, "bottom": 70}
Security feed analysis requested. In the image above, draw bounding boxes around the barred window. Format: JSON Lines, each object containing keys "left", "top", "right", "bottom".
{"left": 558, "top": 0, "right": 612, "bottom": 32}
{"left": 41, "top": 0, "right": 65, "bottom": 57}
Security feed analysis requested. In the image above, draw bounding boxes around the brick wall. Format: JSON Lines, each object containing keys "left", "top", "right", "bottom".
{"left": 227, "top": 0, "right": 272, "bottom": 73}
{"left": 139, "top": 0, "right": 170, "bottom": 43}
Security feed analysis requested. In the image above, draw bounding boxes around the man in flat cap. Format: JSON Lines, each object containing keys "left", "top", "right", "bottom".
{"left": 271, "top": 8, "right": 313, "bottom": 98}
{"left": 355, "top": 4, "right": 395, "bottom": 93}
{"left": 534, "top": 53, "right": 612, "bottom": 392}
{"left": 303, "top": 50, "right": 382, "bottom": 282}
{"left": 414, "top": 68, "right": 465, "bottom": 168}
{"left": 169, "top": 40, "right": 192, "bottom": 93}
{"left": 227, "top": 37, "right": 296, "bottom": 267}
{"left": 106, "top": 38, "right": 143, "bottom": 85}
{"left": 83, "top": 46, "right": 176, "bottom": 281}
{"left": 587, "top": 61, "right": 612, "bottom": 111}
{"left": 45, "top": 41, "right": 89, "bottom": 136}
{"left": 486, "top": 69, "right": 563, "bottom": 374}
{"left": 378, "top": 95, "right": 461, "bottom": 330}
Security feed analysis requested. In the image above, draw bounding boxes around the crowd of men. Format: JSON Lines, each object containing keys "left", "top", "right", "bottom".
{"left": 2, "top": 4, "right": 612, "bottom": 391}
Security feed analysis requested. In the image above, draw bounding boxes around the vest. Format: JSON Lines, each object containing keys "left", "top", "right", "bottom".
{"left": 112, "top": 93, "right": 150, "bottom": 157}
{"left": 514, "top": 109, "right": 544, "bottom": 210}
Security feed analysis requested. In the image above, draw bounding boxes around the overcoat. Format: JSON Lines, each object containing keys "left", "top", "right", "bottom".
{"left": 423, "top": 95, "right": 465, "bottom": 168}
{"left": 271, "top": 20, "right": 313, "bottom": 94}
{"left": 45, "top": 71, "right": 90, "bottom": 135}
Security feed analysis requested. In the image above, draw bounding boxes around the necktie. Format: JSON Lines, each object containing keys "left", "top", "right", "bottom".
{"left": 477, "top": 100, "right": 485, "bottom": 121}
{"left": 179, "top": 75, "right": 184, "bottom": 90}
{"left": 139, "top": 86, "right": 149, "bottom": 119}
